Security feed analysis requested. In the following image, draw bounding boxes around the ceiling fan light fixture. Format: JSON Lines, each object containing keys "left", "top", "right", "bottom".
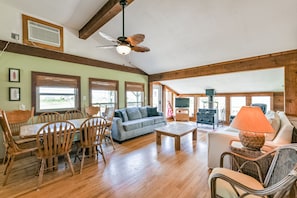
{"left": 116, "top": 44, "right": 131, "bottom": 55}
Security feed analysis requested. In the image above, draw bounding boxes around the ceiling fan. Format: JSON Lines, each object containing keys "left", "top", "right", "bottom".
{"left": 98, "top": 0, "right": 150, "bottom": 55}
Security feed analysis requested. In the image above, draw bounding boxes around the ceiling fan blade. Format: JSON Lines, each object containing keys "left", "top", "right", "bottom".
{"left": 96, "top": 45, "right": 117, "bottom": 49}
{"left": 98, "top": 32, "right": 118, "bottom": 43}
{"left": 132, "top": 46, "right": 150, "bottom": 52}
{"left": 126, "top": 34, "right": 145, "bottom": 46}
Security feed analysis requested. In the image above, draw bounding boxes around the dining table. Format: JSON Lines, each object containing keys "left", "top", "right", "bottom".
{"left": 19, "top": 118, "right": 111, "bottom": 171}
{"left": 20, "top": 118, "right": 111, "bottom": 138}
{"left": 19, "top": 118, "right": 87, "bottom": 138}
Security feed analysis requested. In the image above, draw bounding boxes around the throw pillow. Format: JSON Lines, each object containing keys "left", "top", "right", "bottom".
{"left": 147, "top": 107, "right": 159, "bottom": 117}
{"left": 139, "top": 107, "right": 148, "bottom": 118}
{"left": 273, "top": 124, "right": 294, "bottom": 145}
{"left": 265, "top": 111, "right": 281, "bottom": 141}
{"left": 119, "top": 109, "right": 129, "bottom": 122}
{"left": 114, "top": 110, "right": 125, "bottom": 122}
{"left": 126, "top": 107, "right": 142, "bottom": 120}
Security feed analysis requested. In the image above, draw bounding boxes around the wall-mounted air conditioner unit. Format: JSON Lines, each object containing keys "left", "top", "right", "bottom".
{"left": 28, "top": 20, "right": 61, "bottom": 47}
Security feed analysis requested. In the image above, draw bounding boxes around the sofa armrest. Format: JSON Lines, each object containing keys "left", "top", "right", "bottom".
{"left": 207, "top": 132, "right": 239, "bottom": 169}
{"left": 111, "top": 117, "right": 125, "bottom": 142}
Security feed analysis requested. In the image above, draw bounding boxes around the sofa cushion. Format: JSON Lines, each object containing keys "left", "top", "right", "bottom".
{"left": 139, "top": 107, "right": 148, "bottom": 118}
{"left": 122, "top": 120, "right": 142, "bottom": 131}
{"left": 152, "top": 116, "right": 165, "bottom": 124}
{"left": 114, "top": 110, "right": 124, "bottom": 122}
{"left": 147, "top": 107, "right": 159, "bottom": 117}
{"left": 126, "top": 107, "right": 142, "bottom": 120}
{"left": 265, "top": 111, "right": 281, "bottom": 141}
{"left": 119, "top": 109, "right": 129, "bottom": 122}
{"left": 141, "top": 117, "right": 154, "bottom": 127}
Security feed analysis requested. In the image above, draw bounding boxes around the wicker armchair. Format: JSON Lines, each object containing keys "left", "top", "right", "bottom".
{"left": 209, "top": 144, "right": 297, "bottom": 198}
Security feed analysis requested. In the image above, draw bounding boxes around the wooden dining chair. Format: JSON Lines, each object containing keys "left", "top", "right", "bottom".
{"left": 85, "top": 106, "right": 100, "bottom": 118}
{"left": 6, "top": 107, "right": 35, "bottom": 136}
{"left": 4, "top": 107, "right": 36, "bottom": 165}
{"left": 0, "top": 110, "right": 37, "bottom": 186}
{"left": 75, "top": 117, "right": 108, "bottom": 174}
{"left": 63, "top": 109, "right": 85, "bottom": 120}
{"left": 36, "top": 112, "right": 61, "bottom": 123}
{"left": 36, "top": 120, "right": 76, "bottom": 189}
{"left": 104, "top": 107, "right": 116, "bottom": 150}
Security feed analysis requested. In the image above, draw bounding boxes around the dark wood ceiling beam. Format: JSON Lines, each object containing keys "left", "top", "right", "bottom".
{"left": 0, "top": 40, "right": 146, "bottom": 75}
{"left": 79, "top": 0, "right": 134, "bottom": 39}
{"left": 149, "top": 49, "right": 297, "bottom": 82}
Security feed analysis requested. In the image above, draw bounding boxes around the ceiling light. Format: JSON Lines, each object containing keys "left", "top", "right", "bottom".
{"left": 116, "top": 44, "right": 131, "bottom": 55}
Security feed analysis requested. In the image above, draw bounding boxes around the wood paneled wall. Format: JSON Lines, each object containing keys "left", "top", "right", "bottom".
{"left": 285, "top": 65, "right": 297, "bottom": 116}
{"left": 149, "top": 49, "right": 297, "bottom": 116}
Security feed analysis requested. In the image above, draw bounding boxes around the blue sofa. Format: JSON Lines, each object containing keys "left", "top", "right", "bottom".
{"left": 111, "top": 107, "right": 167, "bottom": 143}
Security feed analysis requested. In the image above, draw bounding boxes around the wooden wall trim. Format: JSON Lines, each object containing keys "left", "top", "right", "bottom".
{"left": 149, "top": 49, "right": 297, "bottom": 82}
{"left": 0, "top": 40, "right": 147, "bottom": 75}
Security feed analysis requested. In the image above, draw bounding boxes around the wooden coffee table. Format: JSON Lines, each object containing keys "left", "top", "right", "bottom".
{"left": 155, "top": 122, "right": 197, "bottom": 151}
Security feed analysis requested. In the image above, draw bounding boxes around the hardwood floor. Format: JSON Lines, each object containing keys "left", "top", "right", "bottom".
{"left": 0, "top": 129, "right": 211, "bottom": 198}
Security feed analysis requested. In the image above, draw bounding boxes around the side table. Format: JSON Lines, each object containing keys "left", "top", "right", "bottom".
{"left": 230, "top": 140, "right": 275, "bottom": 181}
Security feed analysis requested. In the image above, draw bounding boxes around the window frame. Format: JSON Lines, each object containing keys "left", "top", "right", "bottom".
{"left": 89, "top": 78, "right": 119, "bottom": 110}
{"left": 125, "top": 82, "right": 145, "bottom": 107}
{"left": 32, "top": 71, "right": 81, "bottom": 114}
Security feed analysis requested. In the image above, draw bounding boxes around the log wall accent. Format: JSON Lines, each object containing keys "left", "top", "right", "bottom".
{"left": 285, "top": 65, "right": 297, "bottom": 116}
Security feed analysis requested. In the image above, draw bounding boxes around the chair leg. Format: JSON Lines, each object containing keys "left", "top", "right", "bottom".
{"left": 2, "top": 150, "right": 8, "bottom": 165}
{"left": 98, "top": 144, "right": 106, "bottom": 164}
{"left": 65, "top": 153, "right": 74, "bottom": 175}
{"left": 3, "top": 154, "right": 12, "bottom": 175}
{"left": 3, "top": 155, "right": 15, "bottom": 186}
{"left": 80, "top": 148, "right": 86, "bottom": 174}
{"left": 37, "top": 159, "right": 45, "bottom": 190}
{"left": 109, "top": 135, "right": 116, "bottom": 150}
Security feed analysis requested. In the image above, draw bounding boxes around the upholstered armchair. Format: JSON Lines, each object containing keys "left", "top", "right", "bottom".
{"left": 209, "top": 144, "right": 297, "bottom": 198}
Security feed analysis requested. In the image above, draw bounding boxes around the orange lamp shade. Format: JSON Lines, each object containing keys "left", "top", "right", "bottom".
{"left": 230, "top": 106, "right": 274, "bottom": 134}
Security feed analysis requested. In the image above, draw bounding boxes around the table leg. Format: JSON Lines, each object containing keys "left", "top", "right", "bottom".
{"left": 192, "top": 128, "right": 197, "bottom": 140}
{"left": 156, "top": 132, "right": 161, "bottom": 145}
{"left": 175, "top": 136, "right": 180, "bottom": 150}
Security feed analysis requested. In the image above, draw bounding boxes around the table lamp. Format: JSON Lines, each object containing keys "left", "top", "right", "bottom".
{"left": 230, "top": 106, "right": 274, "bottom": 151}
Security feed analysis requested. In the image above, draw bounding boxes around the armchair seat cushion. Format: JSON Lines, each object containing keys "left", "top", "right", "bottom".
{"left": 209, "top": 168, "right": 264, "bottom": 198}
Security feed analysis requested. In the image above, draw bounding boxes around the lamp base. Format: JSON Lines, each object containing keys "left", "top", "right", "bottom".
{"left": 239, "top": 131, "right": 265, "bottom": 151}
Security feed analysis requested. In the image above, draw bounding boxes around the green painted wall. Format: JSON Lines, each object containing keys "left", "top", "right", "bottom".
{"left": 0, "top": 52, "right": 148, "bottom": 111}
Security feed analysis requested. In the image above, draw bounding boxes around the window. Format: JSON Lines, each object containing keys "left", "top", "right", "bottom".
{"left": 230, "top": 96, "right": 246, "bottom": 116}
{"left": 125, "top": 82, "right": 144, "bottom": 107}
{"left": 214, "top": 96, "right": 226, "bottom": 121}
{"left": 89, "top": 78, "right": 118, "bottom": 112}
{"left": 32, "top": 72, "right": 80, "bottom": 113}
{"left": 251, "top": 96, "right": 271, "bottom": 112}
{"left": 152, "top": 84, "right": 162, "bottom": 111}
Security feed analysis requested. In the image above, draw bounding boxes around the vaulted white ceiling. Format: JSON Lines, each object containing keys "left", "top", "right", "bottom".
{"left": 0, "top": 0, "right": 296, "bottom": 93}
